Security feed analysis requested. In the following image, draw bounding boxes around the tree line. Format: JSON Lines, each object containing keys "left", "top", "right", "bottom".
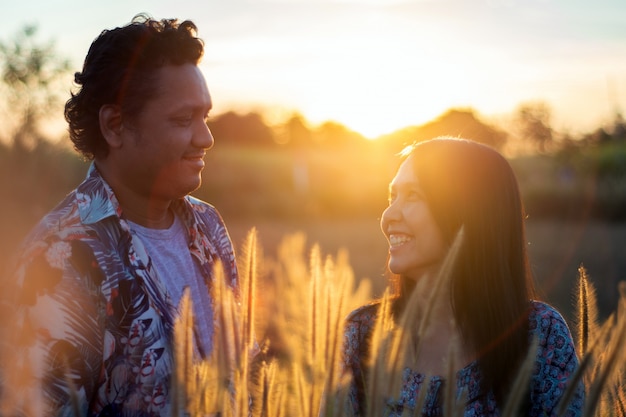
{"left": 3, "top": 24, "right": 625, "bottom": 156}
{"left": 2, "top": 24, "right": 626, "bottom": 229}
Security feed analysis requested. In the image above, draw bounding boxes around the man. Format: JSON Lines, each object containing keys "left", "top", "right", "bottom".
{"left": 1, "top": 15, "right": 238, "bottom": 416}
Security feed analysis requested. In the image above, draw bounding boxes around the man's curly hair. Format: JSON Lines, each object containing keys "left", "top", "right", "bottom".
{"left": 64, "top": 14, "right": 204, "bottom": 160}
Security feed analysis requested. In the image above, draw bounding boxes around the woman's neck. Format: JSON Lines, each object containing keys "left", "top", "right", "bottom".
{"left": 399, "top": 275, "right": 475, "bottom": 375}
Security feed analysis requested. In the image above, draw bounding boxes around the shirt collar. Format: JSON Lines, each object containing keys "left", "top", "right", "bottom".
{"left": 76, "top": 163, "right": 121, "bottom": 225}
{"left": 76, "top": 163, "right": 202, "bottom": 236}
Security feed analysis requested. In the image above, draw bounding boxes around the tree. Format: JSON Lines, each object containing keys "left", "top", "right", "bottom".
{"left": 275, "top": 112, "right": 312, "bottom": 148}
{"left": 0, "top": 24, "right": 71, "bottom": 149}
{"left": 313, "top": 121, "right": 366, "bottom": 148}
{"left": 514, "top": 101, "right": 553, "bottom": 153}
{"left": 378, "top": 108, "right": 508, "bottom": 153}
{"left": 208, "top": 111, "right": 275, "bottom": 147}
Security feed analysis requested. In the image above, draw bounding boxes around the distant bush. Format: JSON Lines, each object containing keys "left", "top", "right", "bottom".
{"left": 198, "top": 145, "right": 394, "bottom": 220}
{"left": 512, "top": 142, "right": 626, "bottom": 222}
{"left": 594, "top": 144, "right": 626, "bottom": 178}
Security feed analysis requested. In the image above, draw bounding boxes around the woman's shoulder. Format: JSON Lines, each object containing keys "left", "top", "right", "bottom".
{"left": 529, "top": 300, "right": 575, "bottom": 341}
{"left": 345, "top": 301, "right": 381, "bottom": 326}
{"left": 343, "top": 301, "right": 382, "bottom": 363}
{"left": 529, "top": 300, "right": 568, "bottom": 324}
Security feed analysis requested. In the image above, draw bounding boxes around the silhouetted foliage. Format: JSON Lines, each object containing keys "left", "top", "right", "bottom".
{"left": 377, "top": 108, "right": 508, "bottom": 153}
{"left": 276, "top": 113, "right": 312, "bottom": 148}
{"left": 514, "top": 101, "right": 554, "bottom": 153}
{"left": 312, "top": 121, "right": 367, "bottom": 149}
{"left": 584, "top": 128, "right": 613, "bottom": 146}
{"left": 208, "top": 111, "right": 276, "bottom": 147}
{"left": 0, "top": 24, "right": 71, "bottom": 149}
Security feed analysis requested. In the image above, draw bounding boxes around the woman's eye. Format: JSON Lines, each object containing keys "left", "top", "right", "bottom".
{"left": 407, "top": 191, "right": 422, "bottom": 201}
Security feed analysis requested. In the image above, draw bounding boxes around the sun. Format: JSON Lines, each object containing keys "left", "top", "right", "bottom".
{"left": 291, "top": 51, "right": 480, "bottom": 139}
{"left": 202, "top": 5, "right": 515, "bottom": 140}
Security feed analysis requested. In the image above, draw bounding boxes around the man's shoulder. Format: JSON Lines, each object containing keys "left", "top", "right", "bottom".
{"left": 9, "top": 189, "right": 101, "bottom": 283}
{"left": 179, "top": 196, "right": 232, "bottom": 245}
{"left": 181, "top": 196, "right": 228, "bottom": 232}
{"left": 21, "top": 191, "right": 82, "bottom": 243}
{"left": 183, "top": 195, "right": 219, "bottom": 216}
{"left": 16, "top": 179, "right": 125, "bottom": 263}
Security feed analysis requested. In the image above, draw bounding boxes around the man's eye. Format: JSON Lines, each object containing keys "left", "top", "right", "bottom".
{"left": 174, "top": 116, "right": 193, "bottom": 126}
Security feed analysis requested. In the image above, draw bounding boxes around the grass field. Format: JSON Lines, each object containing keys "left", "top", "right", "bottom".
{"left": 3, "top": 141, "right": 626, "bottom": 324}
{"left": 169, "top": 219, "right": 626, "bottom": 416}
{"left": 3, "top": 197, "right": 623, "bottom": 324}
{"left": 224, "top": 215, "right": 626, "bottom": 323}
{"left": 3, "top": 162, "right": 626, "bottom": 415}
{"left": 2, "top": 214, "right": 625, "bottom": 415}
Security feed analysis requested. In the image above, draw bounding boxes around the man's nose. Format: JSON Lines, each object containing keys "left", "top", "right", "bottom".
{"left": 197, "top": 122, "right": 214, "bottom": 150}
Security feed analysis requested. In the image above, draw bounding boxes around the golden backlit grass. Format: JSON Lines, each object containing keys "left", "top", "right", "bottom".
{"left": 172, "top": 229, "right": 372, "bottom": 416}
{"left": 173, "top": 228, "right": 626, "bottom": 416}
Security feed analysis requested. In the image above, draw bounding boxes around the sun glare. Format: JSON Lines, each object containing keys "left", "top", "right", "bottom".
{"left": 288, "top": 38, "right": 489, "bottom": 139}
{"left": 204, "top": 11, "right": 505, "bottom": 139}
{"left": 200, "top": 1, "right": 625, "bottom": 140}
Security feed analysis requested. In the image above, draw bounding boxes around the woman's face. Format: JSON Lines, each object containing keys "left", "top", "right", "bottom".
{"left": 380, "top": 156, "right": 447, "bottom": 280}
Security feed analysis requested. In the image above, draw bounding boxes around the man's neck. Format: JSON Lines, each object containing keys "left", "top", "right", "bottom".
{"left": 95, "top": 160, "right": 174, "bottom": 229}
{"left": 123, "top": 205, "right": 174, "bottom": 229}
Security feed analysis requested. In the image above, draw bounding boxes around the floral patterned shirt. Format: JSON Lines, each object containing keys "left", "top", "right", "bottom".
{"left": 342, "top": 300, "right": 585, "bottom": 416}
{"left": 1, "top": 164, "right": 238, "bottom": 417}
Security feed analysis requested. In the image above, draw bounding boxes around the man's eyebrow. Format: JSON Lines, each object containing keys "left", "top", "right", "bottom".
{"left": 172, "top": 99, "right": 212, "bottom": 111}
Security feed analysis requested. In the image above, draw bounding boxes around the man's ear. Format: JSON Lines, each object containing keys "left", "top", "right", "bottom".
{"left": 99, "top": 104, "right": 124, "bottom": 148}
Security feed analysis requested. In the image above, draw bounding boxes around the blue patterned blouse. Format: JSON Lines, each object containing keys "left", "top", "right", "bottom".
{"left": 342, "top": 300, "right": 585, "bottom": 416}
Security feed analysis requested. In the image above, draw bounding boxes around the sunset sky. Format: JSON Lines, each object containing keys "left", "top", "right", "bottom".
{"left": 2, "top": 0, "right": 625, "bottom": 138}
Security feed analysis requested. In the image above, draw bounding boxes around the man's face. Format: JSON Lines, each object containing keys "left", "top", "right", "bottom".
{"left": 117, "top": 63, "right": 214, "bottom": 202}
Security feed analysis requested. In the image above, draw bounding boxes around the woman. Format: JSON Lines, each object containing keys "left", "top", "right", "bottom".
{"left": 342, "top": 138, "right": 584, "bottom": 416}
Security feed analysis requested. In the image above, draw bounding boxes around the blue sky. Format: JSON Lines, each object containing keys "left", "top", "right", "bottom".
{"left": 2, "top": 0, "right": 626, "bottom": 138}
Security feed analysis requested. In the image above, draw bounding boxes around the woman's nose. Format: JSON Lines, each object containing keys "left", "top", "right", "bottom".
{"left": 381, "top": 200, "right": 400, "bottom": 229}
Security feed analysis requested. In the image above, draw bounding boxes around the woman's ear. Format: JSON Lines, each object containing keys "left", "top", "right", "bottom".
{"left": 99, "top": 105, "right": 123, "bottom": 148}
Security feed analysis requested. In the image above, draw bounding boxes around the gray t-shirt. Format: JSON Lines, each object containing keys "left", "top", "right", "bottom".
{"left": 128, "top": 213, "right": 214, "bottom": 356}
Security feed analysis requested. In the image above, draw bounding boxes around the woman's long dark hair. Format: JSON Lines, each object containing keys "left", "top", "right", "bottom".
{"left": 394, "top": 137, "right": 536, "bottom": 407}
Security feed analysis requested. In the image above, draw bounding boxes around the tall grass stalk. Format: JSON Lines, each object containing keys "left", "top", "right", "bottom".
{"left": 9, "top": 229, "right": 626, "bottom": 416}
{"left": 363, "top": 228, "right": 464, "bottom": 417}
{"left": 500, "top": 337, "right": 539, "bottom": 417}
{"left": 172, "top": 287, "right": 193, "bottom": 414}
{"left": 167, "top": 229, "right": 626, "bottom": 417}
{"left": 443, "top": 343, "right": 457, "bottom": 417}
{"left": 575, "top": 265, "right": 600, "bottom": 359}
{"left": 171, "top": 230, "right": 370, "bottom": 416}
{"left": 365, "top": 288, "right": 398, "bottom": 415}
